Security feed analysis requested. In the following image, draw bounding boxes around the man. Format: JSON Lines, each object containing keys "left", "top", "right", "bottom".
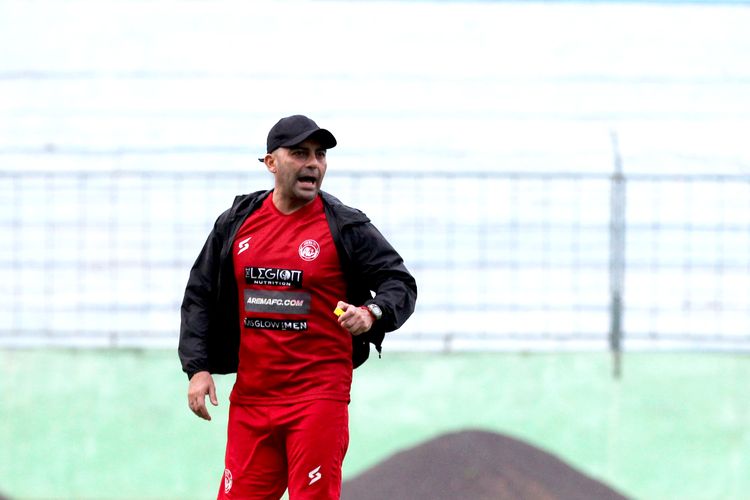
{"left": 179, "top": 115, "right": 417, "bottom": 499}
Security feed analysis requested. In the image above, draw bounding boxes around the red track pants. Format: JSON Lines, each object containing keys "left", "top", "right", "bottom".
{"left": 218, "top": 399, "right": 349, "bottom": 500}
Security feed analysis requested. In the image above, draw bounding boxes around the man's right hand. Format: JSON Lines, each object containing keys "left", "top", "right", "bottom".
{"left": 187, "top": 371, "right": 218, "bottom": 421}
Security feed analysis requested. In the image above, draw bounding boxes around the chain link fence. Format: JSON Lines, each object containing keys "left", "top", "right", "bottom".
{"left": 1, "top": 169, "right": 749, "bottom": 353}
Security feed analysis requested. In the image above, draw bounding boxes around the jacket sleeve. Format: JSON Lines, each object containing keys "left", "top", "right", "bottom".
{"left": 346, "top": 222, "right": 417, "bottom": 333}
{"left": 178, "top": 217, "right": 224, "bottom": 379}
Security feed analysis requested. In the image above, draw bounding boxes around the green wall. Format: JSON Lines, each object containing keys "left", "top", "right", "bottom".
{"left": 1, "top": 350, "right": 748, "bottom": 499}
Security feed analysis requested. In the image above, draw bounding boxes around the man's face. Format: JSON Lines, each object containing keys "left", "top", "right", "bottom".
{"left": 267, "top": 139, "right": 328, "bottom": 210}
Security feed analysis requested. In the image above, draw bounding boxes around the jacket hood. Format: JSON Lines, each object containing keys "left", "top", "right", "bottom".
{"left": 320, "top": 191, "right": 371, "bottom": 226}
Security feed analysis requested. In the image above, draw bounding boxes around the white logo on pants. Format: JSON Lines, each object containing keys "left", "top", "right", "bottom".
{"left": 308, "top": 465, "right": 322, "bottom": 485}
{"left": 224, "top": 468, "right": 233, "bottom": 493}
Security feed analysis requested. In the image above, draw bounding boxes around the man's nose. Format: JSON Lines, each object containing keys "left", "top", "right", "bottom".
{"left": 306, "top": 153, "right": 322, "bottom": 168}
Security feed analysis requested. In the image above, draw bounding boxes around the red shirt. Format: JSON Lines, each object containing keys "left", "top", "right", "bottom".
{"left": 230, "top": 194, "right": 351, "bottom": 405}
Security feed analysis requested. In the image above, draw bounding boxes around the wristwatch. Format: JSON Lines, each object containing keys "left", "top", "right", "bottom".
{"left": 366, "top": 303, "right": 383, "bottom": 321}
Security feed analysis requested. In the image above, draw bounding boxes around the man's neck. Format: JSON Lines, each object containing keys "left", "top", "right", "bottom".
{"left": 272, "top": 191, "right": 316, "bottom": 214}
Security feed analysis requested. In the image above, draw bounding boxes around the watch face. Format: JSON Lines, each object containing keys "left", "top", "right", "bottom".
{"left": 368, "top": 304, "right": 383, "bottom": 320}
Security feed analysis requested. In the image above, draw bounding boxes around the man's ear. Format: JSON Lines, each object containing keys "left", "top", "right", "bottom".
{"left": 264, "top": 154, "right": 276, "bottom": 173}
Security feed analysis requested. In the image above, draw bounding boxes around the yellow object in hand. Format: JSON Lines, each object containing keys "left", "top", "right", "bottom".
{"left": 334, "top": 307, "right": 345, "bottom": 317}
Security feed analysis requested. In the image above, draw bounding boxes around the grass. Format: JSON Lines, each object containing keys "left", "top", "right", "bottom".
{"left": 1, "top": 349, "right": 748, "bottom": 499}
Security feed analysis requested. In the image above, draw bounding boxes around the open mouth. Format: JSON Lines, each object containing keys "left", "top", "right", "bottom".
{"left": 297, "top": 175, "right": 317, "bottom": 186}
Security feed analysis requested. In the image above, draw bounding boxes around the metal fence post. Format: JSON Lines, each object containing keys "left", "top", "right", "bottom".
{"left": 609, "top": 131, "right": 626, "bottom": 379}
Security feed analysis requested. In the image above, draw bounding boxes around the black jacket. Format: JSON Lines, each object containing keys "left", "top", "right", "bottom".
{"left": 179, "top": 190, "right": 417, "bottom": 379}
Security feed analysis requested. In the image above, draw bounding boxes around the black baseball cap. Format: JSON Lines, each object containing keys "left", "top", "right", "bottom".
{"left": 258, "top": 115, "right": 337, "bottom": 162}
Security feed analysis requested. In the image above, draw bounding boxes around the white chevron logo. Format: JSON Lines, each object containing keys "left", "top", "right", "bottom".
{"left": 237, "top": 236, "right": 251, "bottom": 255}
{"left": 308, "top": 465, "right": 322, "bottom": 485}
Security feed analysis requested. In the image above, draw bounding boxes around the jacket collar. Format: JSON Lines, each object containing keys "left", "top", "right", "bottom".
{"left": 229, "top": 189, "right": 370, "bottom": 226}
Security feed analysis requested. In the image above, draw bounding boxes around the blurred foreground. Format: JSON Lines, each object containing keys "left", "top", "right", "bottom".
{"left": 342, "top": 429, "right": 628, "bottom": 500}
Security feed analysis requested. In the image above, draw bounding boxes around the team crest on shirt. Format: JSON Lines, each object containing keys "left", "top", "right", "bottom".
{"left": 298, "top": 239, "right": 320, "bottom": 261}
